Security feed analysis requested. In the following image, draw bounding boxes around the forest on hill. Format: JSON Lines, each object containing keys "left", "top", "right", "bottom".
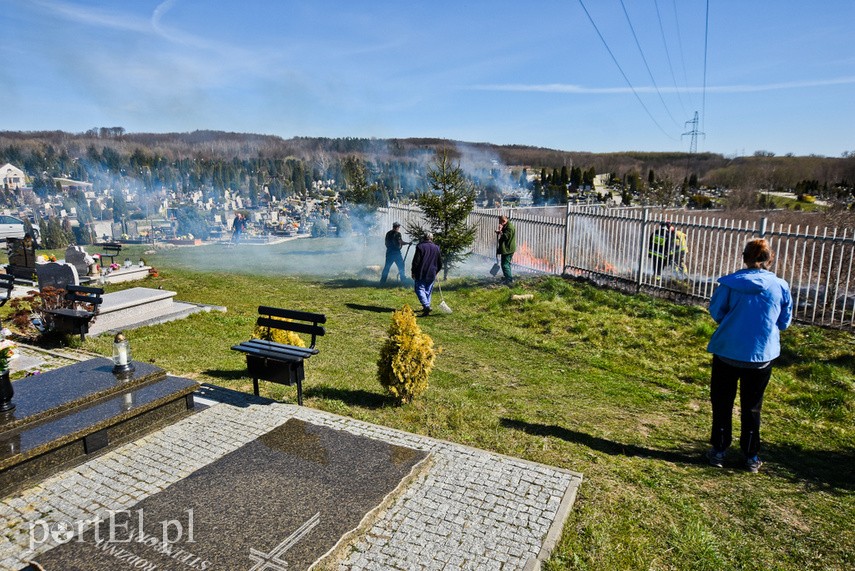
{"left": 1, "top": 129, "right": 853, "bottom": 210}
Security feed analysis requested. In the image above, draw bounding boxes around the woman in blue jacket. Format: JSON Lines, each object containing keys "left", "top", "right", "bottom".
{"left": 706, "top": 239, "right": 793, "bottom": 472}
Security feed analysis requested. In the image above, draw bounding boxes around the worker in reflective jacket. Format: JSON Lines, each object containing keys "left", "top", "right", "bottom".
{"left": 648, "top": 221, "right": 674, "bottom": 281}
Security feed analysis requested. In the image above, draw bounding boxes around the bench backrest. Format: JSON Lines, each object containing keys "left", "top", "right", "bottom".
{"left": 0, "top": 274, "right": 14, "bottom": 302}
{"left": 257, "top": 306, "right": 326, "bottom": 348}
{"left": 65, "top": 284, "right": 104, "bottom": 311}
{"left": 98, "top": 243, "right": 122, "bottom": 257}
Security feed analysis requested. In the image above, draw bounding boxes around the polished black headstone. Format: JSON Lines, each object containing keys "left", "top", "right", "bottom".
{"left": 0, "top": 357, "right": 165, "bottom": 432}
{"left": 32, "top": 419, "right": 429, "bottom": 571}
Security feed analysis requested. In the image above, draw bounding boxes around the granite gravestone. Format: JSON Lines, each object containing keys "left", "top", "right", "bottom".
{"left": 31, "top": 419, "right": 430, "bottom": 571}
{"left": 64, "top": 245, "right": 95, "bottom": 276}
{"left": 111, "top": 223, "right": 124, "bottom": 241}
{"left": 35, "top": 262, "right": 79, "bottom": 291}
{"left": 5, "top": 235, "right": 36, "bottom": 279}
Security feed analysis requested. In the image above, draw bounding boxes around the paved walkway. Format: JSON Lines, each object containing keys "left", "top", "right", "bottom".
{"left": 1, "top": 385, "right": 582, "bottom": 571}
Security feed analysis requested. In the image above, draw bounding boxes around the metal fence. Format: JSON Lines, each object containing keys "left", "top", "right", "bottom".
{"left": 378, "top": 204, "right": 855, "bottom": 330}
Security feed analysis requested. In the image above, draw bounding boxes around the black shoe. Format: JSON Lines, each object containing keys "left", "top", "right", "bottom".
{"left": 422, "top": 306, "right": 431, "bottom": 316}
{"left": 706, "top": 448, "right": 726, "bottom": 468}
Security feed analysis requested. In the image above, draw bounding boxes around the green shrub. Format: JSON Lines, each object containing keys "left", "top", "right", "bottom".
{"left": 252, "top": 318, "right": 306, "bottom": 347}
{"left": 377, "top": 304, "right": 436, "bottom": 404}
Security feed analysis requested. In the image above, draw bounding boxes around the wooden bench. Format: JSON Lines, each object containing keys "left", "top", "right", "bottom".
{"left": 45, "top": 284, "right": 104, "bottom": 340}
{"left": 231, "top": 306, "right": 326, "bottom": 405}
{"left": 0, "top": 274, "right": 15, "bottom": 307}
{"left": 96, "top": 243, "right": 122, "bottom": 265}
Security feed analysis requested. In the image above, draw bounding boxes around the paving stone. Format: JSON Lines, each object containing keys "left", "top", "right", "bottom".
{"left": 1, "top": 386, "right": 582, "bottom": 571}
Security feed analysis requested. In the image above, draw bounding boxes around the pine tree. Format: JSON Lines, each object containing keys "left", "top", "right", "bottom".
{"left": 409, "top": 150, "right": 477, "bottom": 280}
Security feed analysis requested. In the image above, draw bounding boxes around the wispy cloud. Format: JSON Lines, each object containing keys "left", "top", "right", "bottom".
{"left": 30, "top": 0, "right": 152, "bottom": 34}
{"left": 470, "top": 76, "right": 855, "bottom": 95}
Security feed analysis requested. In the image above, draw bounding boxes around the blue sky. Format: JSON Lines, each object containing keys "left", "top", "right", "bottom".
{"left": 2, "top": 0, "right": 853, "bottom": 157}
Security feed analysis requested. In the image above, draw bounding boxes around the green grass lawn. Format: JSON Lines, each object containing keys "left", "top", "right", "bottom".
{"left": 16, "top": 239, "right": 855, "bottom": 570}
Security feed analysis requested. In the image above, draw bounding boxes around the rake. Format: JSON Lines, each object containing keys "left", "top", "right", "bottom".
{"left": 437, "top": 281, "right": 452, "bottom": 314}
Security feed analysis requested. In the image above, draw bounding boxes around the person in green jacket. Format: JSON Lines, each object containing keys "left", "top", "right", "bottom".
{"left": 495, "top": 215, "right": 516, "bottom": 285}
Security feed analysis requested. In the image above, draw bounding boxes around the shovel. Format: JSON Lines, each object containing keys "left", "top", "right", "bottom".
{"left": 489, "top": 255, "right": 501, "bottom": 276}
{"left": 399, "top": 242, "right": 413, "bottom": 282}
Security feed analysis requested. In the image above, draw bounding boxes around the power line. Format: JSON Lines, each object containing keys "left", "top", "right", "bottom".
{"left": 618, "top": 0, "right": 680, "bottom": 128}
{"left": 670, "top": 0, "right": 694, "bottom": 109}
{"left": 653, "top": 0, "right": 688, "bottom": 117}
{"left": 576, "top": 0, "right": 677, "bottom": 141}
{"left": 701, "top": 0, "right": 710, "bottom": 140}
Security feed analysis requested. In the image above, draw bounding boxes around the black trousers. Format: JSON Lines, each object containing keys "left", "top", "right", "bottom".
{"left": 709, "top": 355, "right": 772, "bottom": 458}
{"left": 380, "top": 250, "right": 405, "bottom": 283}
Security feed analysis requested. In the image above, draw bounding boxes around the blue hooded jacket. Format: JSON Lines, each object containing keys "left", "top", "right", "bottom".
{"left": 707, "top": 268, "right": 793, "bottom": 363}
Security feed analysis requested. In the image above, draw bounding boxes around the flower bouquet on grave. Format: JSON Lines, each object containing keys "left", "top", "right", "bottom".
{"left": 0, "top": 341, "right": 15, "bottom": 370}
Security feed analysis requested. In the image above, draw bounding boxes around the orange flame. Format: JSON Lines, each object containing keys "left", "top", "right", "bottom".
{"left": 594, "top": 258, "right": 616, "bottom": 274}
{"left": 514, "top": 242, "right": 557, "bottom": 272}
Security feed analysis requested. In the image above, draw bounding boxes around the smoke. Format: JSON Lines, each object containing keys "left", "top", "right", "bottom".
{"left": 153, "top": 230, "right": 497, "bottom": 281}
{"left": 452, "top": 143, "right": 522, "bottom": 201}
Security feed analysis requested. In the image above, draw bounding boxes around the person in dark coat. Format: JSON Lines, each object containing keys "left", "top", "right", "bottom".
{"left": 381, "top": 222, "right": 410, "bottom": 283}
{"left": 495, "top": 215, "right": 516, "bottom": 285}
{"left": 411, "top": 233, "right": 442, "bottom": 315}
{"left": 231, "top": 213, "right": 246, "bottom": 244}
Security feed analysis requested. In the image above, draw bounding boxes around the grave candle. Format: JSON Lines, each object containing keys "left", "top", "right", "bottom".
{"left": 112, "top": 332, "right": 134, "bottom": 374}
{"left": 117, "top": 344, "right": 128, "bottom": 365}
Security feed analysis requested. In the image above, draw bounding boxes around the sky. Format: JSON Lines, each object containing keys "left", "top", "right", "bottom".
{"left": 2, "top": 0, "right": 853, "bottom": 158}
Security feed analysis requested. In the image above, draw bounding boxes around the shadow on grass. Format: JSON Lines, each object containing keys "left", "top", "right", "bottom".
{"left": 761, "top": 443, "right": 855, "bottom": 491}
{"left": 502, "top": 418, "right": 855, "bottom": 490}
{"left": 323, "top": 278, "right": 385, "bottom": 289}
{"left": 202, "top": 368, "right": 249, "bottom": 382}
{"left": 303, "top": 385, "right": 396, "bottom": 409}
{"left": 345, "top": 303, "right": 395, "bottom": 313}
{"left": 500, "top": 418, "right": 701, "bottom": 465}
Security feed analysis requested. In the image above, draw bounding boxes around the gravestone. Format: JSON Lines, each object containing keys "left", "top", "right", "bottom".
{"left": 5, "top": 235, "right": 37, "bottom": 279}
{"left": 126, "top": 220, "right": 138, "bottom": 238}
{"left": 111, "top": 223, "right": 123, "bottom": 240}
{"left": 31, "top": 419, "right": 429, "bottom": 571}
{"left": 35, "top": 262, "right": 79, "bottom": 291}
{"left": 64, "top": 244, "right": 95, "bottom": 276}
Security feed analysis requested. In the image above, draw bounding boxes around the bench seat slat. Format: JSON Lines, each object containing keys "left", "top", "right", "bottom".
{"left": 233, "top": 340, "right": 318, "bottom": 359}
{"left": 232, "top": 348, "right": 304, "bottom": 364}
{"left": 46, "top": 308, "right": 96, "bottom": 318}
{"left": 240, "top": 337, "right": 319, "bottom": 353}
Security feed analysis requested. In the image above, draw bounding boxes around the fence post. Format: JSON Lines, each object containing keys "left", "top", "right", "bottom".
{"left": 562, "top": 202, "right": 571, "bottom": 274}
{"left": 636, "top": 208, "right": 650, "bottom": 292}
{"left": 759, "top": 217, "right": 767, "bottom": 238}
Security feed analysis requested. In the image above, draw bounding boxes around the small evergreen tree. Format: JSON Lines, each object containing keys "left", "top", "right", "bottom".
{"left": 377, "top": 305, "right": 436, "bottom": 404}
{"left": 409, "top": 150, "right": 476, "bottom": 280}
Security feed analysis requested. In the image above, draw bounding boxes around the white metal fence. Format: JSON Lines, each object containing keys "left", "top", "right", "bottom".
{"left": 378, "top": 204, "right": 855, "bottom": 329}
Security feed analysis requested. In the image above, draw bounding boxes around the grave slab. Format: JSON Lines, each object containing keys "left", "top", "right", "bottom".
{"left": 30, "top": 418, "right": 430, "bottom": 571}
{"left": 86, "top": 287, "right": 215, "bottom": 337}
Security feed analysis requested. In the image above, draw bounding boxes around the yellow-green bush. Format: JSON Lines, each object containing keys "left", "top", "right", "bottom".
{"left": 252, "top": 318, "right": 306, "bottom": 347}
{"left": 377, "top": 305, "right": 436, "bottom": 404}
